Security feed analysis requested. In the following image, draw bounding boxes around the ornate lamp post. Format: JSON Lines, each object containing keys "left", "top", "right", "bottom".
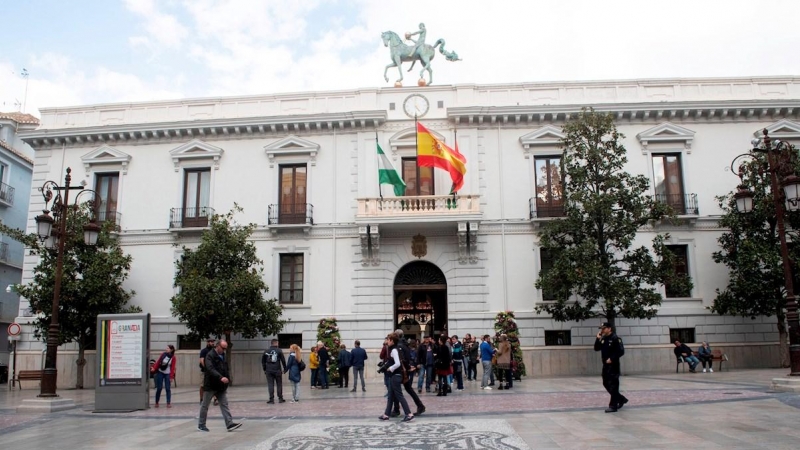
{"left": 33, "top": 168, "right": 100, "bottom": 397}
{"left": 730, "top": 129, "right": 800, "bottom": 376}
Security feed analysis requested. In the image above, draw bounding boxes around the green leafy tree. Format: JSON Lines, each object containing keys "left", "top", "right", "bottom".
{"left": 711, "top": 153, "right": 800, "bottom": 367}
{"left": 0, "top": 206, "right": 138, "bottom": 389}
{"left": 170, "top": 206, "right": 285, "bottom": 373}
{"left": 535, "top": 108, "right": 691, "bottom": 328}
{"left": 493, "top": 311, "right": 526, "bottom": 378}
{"left": 316, "top": 317, "right": 341, "bottom": 383}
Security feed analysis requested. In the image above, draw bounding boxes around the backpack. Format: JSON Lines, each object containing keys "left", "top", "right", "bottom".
{"left": 267, "top": 349, "right": 279, "bottom": 364}
{"left": 297, "top": 359, "right": 306, "bottom": 371}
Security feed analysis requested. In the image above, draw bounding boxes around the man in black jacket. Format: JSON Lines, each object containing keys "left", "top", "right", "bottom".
{"left": 392, "top": 330, "right": 426, "bottom": 416}
{"left": 316, "top": 341, "right": 330, "bottom": 389}
{"left": 594, "top": 322, "right": 628, "bottom": 413}
{"left": 262, "top": 339, "right": 287, "bottom": 404}
{"left": 198, "top": 340, "right": 242, "bottom": 432}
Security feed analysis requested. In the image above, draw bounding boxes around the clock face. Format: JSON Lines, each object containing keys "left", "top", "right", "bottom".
{"left": 403, "top": 94, "right": 430, "bottom": 118}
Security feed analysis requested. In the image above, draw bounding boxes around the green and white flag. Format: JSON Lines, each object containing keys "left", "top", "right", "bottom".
{"left": 377, "top": 143, "right": 406, "bottom": 196}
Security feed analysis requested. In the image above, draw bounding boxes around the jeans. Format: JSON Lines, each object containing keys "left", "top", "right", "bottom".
{"left": 425, "top": 364, "right": 434, "bottom": 390}
{"left": 266, "top": 371, "right": 283, "bottom": 400}
{"left": 155, "top": 372, "right": 171, "bottom": 404}
{"left": 310, "top": 368, "right": 318, "bottom": 387}
{"left": 498, "top": 367, "right": 513, "bottom": 388}
{"left": 198, "top": 390, "right": 232, "bottom": 428}
{"left": 467, "top": 361, "right": 478, "bottom": 380}
{"left": 291, "top": 381, "right": 300, "bottom": 401}
{"left": 481, "top": 360, "right": 492, "bottom": 387}
{"left": 339, "top": 366, "right": 350, "bottom": 387}
{"left": 393, "top": 375, "right": 424, "bottom": 412}
{"left": 318, "top": 367, "right": 329, "bottom": 387}
{"left": 384, "top": 372, "right": 411, "bottom": 416}
{"left": 453, "top": 363, "right": 464, "bottom": 389}
{"left": 352, "top": 367, "right": 366, "bottom": 390}
{"left": 698, "top": 354, "right": 713, "bottom": 369}
{"left": 684, "top": 355, "right": 700, "bottom": 370}
{"left": 416, "top": 366, "right": 426, "bottom": 390}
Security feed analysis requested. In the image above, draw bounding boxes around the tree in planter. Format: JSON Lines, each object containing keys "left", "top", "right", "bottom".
{"left": 316, "top": 317, "right": 342, "bottom": 384}
{"left": 493, "top": 311, "right": 526, "bottom": 379}
{"left": 0, "top": 206, "right": 139, "bottom": 389}
{"left": 711, "top": 150, "right": 800, "bottom": 368}
{"left": 535, "top": 108, "right": 692, "bottom": 329}
{"left": 171, "top": 206, "right": 285, "bottom": 374}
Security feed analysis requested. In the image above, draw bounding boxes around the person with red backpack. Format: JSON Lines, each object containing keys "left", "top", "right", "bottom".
{"left": 152, "top": 345, "right": 176, "bottom": 408}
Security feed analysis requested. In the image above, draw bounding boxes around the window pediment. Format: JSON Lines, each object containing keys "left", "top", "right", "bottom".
{"left": 519, "top": 125, "right": 564, "bottom": 159}
{"left": 637, "top": 122, "right": 695, "bottom": 152}
{"left": 758, "top": 119, "right": 800, "bottom": 141}
{"left": 81, "top": 145, "right": 132, "bottom": 175}
{"left": 170, "top": 139, "right": 223, "bottom": 171}
{"left": 264, "top": 135, "right": 319, "bottom": 168}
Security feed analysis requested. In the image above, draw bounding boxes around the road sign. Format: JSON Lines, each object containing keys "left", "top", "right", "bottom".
{"left": 7, "top": 322, "right": 21, "bottom": 336}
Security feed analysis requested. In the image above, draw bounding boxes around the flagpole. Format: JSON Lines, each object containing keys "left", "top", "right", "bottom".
{"left": 452, "top": 127, "right": 459, "bottom": 198}
{"left": 375, "top": 131, "right": 383, "bottom": 201}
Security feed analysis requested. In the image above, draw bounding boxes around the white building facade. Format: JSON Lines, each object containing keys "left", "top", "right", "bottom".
{"left": 12, "top": 76, "right": 798, "bottom": 387}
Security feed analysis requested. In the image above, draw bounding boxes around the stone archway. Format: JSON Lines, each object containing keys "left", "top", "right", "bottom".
{"left": 393, "top": 261, "right": 447, "bottom": 341}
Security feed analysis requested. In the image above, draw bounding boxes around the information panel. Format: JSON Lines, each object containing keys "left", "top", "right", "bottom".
{"left": 99, "top": 318, "right": 144, "bottom": 386}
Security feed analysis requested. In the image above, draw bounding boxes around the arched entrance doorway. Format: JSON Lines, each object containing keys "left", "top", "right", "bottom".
{"left": 393, "top": 261, "right": 447, "bottom": 342}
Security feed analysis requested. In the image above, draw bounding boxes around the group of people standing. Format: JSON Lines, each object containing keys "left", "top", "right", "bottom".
{"left": 309, "top": 340, "right": 369, "bottom": 391}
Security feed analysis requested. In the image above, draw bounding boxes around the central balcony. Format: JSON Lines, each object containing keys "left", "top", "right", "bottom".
{"left": 356, "top": 194, "right": 482, "bottom": 226}
{"left": 169, "top": 206, "right": 215, "bottom": 229}
{"left": 267, "top": 203, "right": 314, "bottom": 235}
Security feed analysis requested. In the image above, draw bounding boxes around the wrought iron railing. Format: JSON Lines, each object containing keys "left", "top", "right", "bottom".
{"left": 0, "top": 242, "right": 8, "bottom": 262}
{"left": 0, "top": 181, "right": 14, "bottom": 205}
{"left": 529, "top": 198, "right": 566, "bottom": 219}
{"left": 654, "top": 193, "right": 699, "bottom": 215}
{"left": 95, "top": 209, "right": 122, "bottom": 229}
{"left": 169, "top": 206, "right": 214, "bottom": 228}
{"left": 268, "top": 203, "right": 314, "bottom": 225}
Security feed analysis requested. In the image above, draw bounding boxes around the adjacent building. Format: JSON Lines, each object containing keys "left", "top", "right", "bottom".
{"left": 13, "top": 77, "right": 799, "bottom": 387}
{"left": 0, "top": 112, "right": 36, "bottom": 365}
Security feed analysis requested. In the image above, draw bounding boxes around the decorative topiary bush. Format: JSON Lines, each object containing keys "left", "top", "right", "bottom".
{"left": 316, "top": 317, "right": 342, "bottom": 383}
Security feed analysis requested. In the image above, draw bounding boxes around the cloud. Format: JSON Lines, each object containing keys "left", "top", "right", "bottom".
{"left": 124, "top": 0, "right": 188, "bottom": 50}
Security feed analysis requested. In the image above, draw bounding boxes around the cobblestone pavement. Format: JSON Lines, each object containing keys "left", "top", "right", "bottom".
{"left": 1, "top": 369, "right": 799, "bottom": 449}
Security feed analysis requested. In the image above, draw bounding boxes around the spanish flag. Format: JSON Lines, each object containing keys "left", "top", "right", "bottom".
{"left": 416, "top": 122, "right": 467, "bottom": 192}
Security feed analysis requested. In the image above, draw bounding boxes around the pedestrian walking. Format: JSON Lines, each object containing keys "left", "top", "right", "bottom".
{"left": 594, "top": 322, "right": 628, "bottom": 413}
{"left": 285, "top": 344, "right": 303, "bottom": 402}
{"left": 378, "top": 334, "right": 414, "bottom": 422}
{"left": 153, "top": 344, "right": 176, "bottom": 408}
{"left": 197, "top": 340, "right": 242, "bottom": 432}
{"left": 391, "top": 330, "right": 426, "bottom": 416}
{"left": 262, "top": 339, "right": 287, "bottom": 404}
{"left": 198, "top": 338, "right": 218, "bottom": 405}
{"left": 350, "top": 340, "right": 368, "bottom": 392}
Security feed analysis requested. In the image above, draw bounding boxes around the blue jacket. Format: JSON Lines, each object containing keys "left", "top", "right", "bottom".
{"left": 350, "top": 346, "right": 368, "bottom": 369}
{"left": 285, "top": 352, "right": 301, "bottom": 383}
{"left": 480, "top": 341, "right": 495, "bottom": 362}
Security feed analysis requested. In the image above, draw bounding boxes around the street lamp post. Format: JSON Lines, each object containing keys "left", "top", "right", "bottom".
{"left": 731, "top": 129, "right": 800, "bottom": 376}
{"left": 33, "top": 168, "right": 100, "bottom": 397}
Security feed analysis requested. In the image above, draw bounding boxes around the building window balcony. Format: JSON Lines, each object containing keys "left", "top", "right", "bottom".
{"left": 529, "top": 198, "right": 566, "bottom": 219}
{"left": 95, "top": 209, "right": 122, "bottom": 230}
{"left": 0, "top": 242, "right": 8, "bottom": 262}
{"left": 268, "top": 203, "right": 314, "bottom": 226}
{"left": 655, "top": 193, "right": 699, "bottom": 216}
{"left": 0, "top": 181, "right": 14, "bottom": 206}
{"left": 356, "top": 195, "right": 481, "bottom": 224}
{"left": 170, "top": 207, "right": 214, "bottom": 229}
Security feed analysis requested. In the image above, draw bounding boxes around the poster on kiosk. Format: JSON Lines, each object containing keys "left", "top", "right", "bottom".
{"left": 95, "top": 313, "right": 151, "bottom": 412}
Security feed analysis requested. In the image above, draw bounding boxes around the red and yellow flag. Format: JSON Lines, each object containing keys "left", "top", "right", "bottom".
{"left": 416, "top": 122, "right": 467, "bottom": 192}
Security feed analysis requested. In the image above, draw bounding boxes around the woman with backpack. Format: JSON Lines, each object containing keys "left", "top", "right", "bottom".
{"left": 153, "top": 345, "right": 176, "bottom": 408}
{"left": 285, "top": 344, "right": 303, "bottom": 402}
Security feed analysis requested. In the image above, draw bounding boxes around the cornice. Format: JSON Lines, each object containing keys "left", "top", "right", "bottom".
{"left": 21, "top": 110, "right": 388, "bottom": 150}
{"left": 448, "top": 100, "right": 800, "bottom": 126}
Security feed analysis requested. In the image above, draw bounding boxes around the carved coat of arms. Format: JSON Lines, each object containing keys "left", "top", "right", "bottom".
{"left": 411, "top": 234, "right": 427, "bottom": 258}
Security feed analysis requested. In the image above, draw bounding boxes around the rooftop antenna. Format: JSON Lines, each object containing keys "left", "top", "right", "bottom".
{"left": 21, "top": 68, "right": 29, "bottom": 113}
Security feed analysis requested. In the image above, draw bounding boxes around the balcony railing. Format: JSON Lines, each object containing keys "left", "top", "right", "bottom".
{"left": 655, "top": 193, "right": 699, "bottom": 215}
{"left": 95, "top": 209, "right": 122, "bottom": 229}
{"left": 268, "top": 203, "right": 314, "bottom": 225}
{"left": 357, "top": 195, "right": 481, "bottom": 220}
{"left": 0, "top": 181, "right": 14, "bottom": 205}
{"left": 170, "top": 206, "right": 214, "bottom": 228}
{"left": 0, "top": 242, "right": 8, "bottom": 262}
{"left": 529, "top": 198, "right": 566, "bottom": 219}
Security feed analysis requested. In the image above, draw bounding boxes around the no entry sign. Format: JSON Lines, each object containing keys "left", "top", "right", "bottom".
{"left": 7, "top": 322, "right": 21, "bottom": 336}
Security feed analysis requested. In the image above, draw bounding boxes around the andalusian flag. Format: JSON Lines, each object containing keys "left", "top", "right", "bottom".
{"left": 416, "top": 122, "right": 467, "bottom": 192}
{"left": 377, "top": 143, "right": 406, "bottom": 196}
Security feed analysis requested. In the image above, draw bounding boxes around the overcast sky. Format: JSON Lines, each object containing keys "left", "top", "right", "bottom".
{"left": 2, "top": 0, "right": 799, "bottom": 116}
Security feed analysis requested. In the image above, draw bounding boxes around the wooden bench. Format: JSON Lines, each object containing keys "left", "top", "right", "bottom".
{"left": 676, "top": 349, "right": 728, "bottom": 373}
{"left": 13, "top": 370, "right": 43, "bottom": 389}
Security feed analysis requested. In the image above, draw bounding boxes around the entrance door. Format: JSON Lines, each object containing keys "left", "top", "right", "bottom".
{"left": 393, "top": 261, "right": 447, "bottom": 339}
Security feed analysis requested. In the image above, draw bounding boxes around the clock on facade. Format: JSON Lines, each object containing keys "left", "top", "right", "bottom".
{"left": 403, "top": 94, "right": 430, "bottom": 118}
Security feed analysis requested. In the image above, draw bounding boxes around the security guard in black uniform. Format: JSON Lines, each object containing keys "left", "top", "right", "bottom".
{"left": 594, "top": 322, "right": 628, "bottom": 413}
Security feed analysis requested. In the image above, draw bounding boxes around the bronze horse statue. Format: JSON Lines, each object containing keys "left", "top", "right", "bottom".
{"left": 381, "top": 30, "right": 460, "bottom": 86}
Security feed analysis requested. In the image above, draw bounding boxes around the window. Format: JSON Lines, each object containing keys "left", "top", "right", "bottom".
{"left": 95, "top": 173, "right": 119, "bottom": 223}
{"left": 545, "top": 330, "right": 571, "bottom": 346}
{"left": 178, "top": 335, "right": 201, "bottom": 350}
{"left": 402, "top": 157, "right": 435, "bottom": 196}
{"left": 0, "top": 163, "right": 12, "bottom": 204}
{"left": 280, "top": 254, "right": 304, "bottom": 304}
{"left": 670, "top": 328, "right": 695, "bottom": 344}
{"left": 653, "top": 154, "right": 686, "bottom": 214}
{"left": 534, "top": 156, "right": 564, "bottom": 217}
{"left": 183, "top": 168, "right": 211, "bottom": 226}
{"left": 666, "top": 245, "right": 691, "bottom": 298}
{"left": 279, "top": 164, "right": 307, "bottom": 224}
{"left": 278, "top": 333, "right": 303, "bottom": 349}
{"left": 539, "top": 248, "right": 557, "bottom": 301}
